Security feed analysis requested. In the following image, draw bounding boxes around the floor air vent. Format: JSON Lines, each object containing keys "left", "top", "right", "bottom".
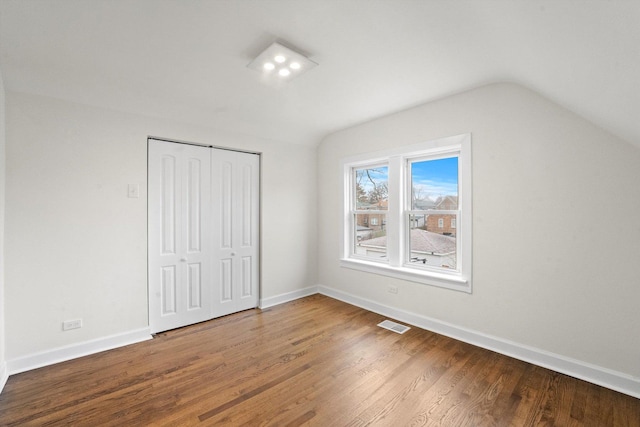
{"left": 377, "top": 320, "right": 410, "bottom": 334}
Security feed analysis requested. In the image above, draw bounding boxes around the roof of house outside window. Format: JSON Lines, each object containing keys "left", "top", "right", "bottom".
{"left": 435, "top": 196, "right": 458, "bottom": 209}
{"left": 358, "top": 229, "right": 456, "bottom": 255}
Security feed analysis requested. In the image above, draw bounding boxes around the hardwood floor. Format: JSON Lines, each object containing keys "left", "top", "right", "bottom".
{"left": 1, "top": 294, "right": 638, "bottom": 426}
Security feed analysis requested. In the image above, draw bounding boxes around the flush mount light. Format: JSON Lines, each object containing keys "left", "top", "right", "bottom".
{"left": 247, "top": 41, "right": 318, "bottom": 82}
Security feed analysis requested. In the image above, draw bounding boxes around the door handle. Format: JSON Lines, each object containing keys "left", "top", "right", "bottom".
{"left": 180, "top": 257, "right": 188, "bottom": 262}
{"left": 231, "top": 252, "right": 236, "bottom": 256}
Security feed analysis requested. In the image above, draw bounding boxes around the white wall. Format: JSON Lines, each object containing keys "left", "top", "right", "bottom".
{"left": 4, "top": 91, "right": 317, "bottom": 362}
{"left": 317, "top": 83, "right": 640, "bottom": 386}
{"left": 0, "top": 70, "right": 7, "bottom": 389}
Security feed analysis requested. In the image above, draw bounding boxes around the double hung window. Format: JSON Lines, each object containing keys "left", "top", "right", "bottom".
{"left": 341, "top": 134, "right": 472, "bottom": 292}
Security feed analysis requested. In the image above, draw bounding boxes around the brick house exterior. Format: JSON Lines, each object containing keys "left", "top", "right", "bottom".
{"left": 355, "top": 200, "right": 387, "bottom": 236}
{"left": 425, "top": 196, "right": 458, "bottom": 237}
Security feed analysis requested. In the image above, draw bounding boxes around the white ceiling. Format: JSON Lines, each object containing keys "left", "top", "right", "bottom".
{"left": 1, "top": 0, "right": 638, "bottom": 147}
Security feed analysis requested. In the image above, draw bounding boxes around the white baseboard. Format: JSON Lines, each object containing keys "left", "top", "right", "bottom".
{"left": 0, "top": 361, "right": 8, "bottom": 394}
{"left": 7, "top": 327, "right": 153, "bottom": 375}
{"left": 259, "top": 286, "right": 318, "bottom": 309}
{"left": 318, "top": 285, "right": 640, "bottom": 399}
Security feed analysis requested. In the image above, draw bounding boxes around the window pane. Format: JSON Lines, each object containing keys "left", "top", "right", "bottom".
{"left": 354, "top": 166, "right": 388, "bottom": 210}
{"left": 411, "top": 157, "right": 458, "bottom": 210}
{"left": 354, "top": 213, "right": 387, "bottom": 259}
{"left": 408, "top": 214, "right": 457, "bottom": 270}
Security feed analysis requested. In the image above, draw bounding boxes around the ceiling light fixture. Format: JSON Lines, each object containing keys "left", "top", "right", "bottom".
{"left": 247, "top": 41, "right": 318, "bottom": 82}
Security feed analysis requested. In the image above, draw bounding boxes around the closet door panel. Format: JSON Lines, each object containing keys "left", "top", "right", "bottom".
{"left": 149, "top": 140, "right": 213, "bottom": 333}
{"left": 212, "top": 149, "right": 259, "bottom": 316}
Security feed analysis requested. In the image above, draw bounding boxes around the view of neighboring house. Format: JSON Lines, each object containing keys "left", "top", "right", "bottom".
{"left": 425, "top": 195, "right": 458, "bottom": 237}
{"left": 355, "top": 195, "right": 458, "bottom": 268}
{"left": 355, "top": 199, "right": 387, "bottom": 238}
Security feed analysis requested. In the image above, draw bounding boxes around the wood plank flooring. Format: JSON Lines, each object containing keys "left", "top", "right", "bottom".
{"left": 0, "top": 294, "right": 638, "bottom": 426}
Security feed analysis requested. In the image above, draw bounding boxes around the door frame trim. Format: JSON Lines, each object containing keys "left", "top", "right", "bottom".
{"left": 148, "top": 135, "right": 261, "bottom": 155}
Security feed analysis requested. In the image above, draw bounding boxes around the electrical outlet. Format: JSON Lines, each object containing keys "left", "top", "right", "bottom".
{"left": 63, "top": 319, "right": 82, "bottom": 331}
{"left": 387, "top": 285, "right": 398, "bottom": 294}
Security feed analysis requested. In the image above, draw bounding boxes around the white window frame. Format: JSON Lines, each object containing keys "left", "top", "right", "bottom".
{"left": 341, "top": 133, "right": 472, "bottom": 293}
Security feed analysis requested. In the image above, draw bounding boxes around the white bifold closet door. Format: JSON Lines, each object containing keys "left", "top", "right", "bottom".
{"left": 211, "top": 148, "right": 260, "bottom": 318}
{"left": 148, "top": 139, "right": 259, "bottom": 334}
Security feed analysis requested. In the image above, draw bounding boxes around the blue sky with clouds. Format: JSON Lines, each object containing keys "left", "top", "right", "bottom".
{"left": 355, "top": 156, "right": 458, "bottom": 201}
{"left": 411, "top": 157, "right": 458, "bottom": 200}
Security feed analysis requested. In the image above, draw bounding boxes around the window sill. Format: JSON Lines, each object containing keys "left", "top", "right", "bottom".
{"left": 340, "top": 258, "right": 471, "bottom": 293}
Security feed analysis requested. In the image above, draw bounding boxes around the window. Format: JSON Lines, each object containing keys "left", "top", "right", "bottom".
{"left": 341, "top": 134, "right": 472, "bottom": 292}
{"left": 352, "top": 165, "right": 388, "bottom": 259}
{"left": 408, "top": 156, "right": 459, "bottom": 270}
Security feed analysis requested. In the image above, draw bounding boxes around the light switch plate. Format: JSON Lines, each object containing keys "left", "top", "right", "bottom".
{"left": 128, "top": 184, "right": 140, "bottom": 198}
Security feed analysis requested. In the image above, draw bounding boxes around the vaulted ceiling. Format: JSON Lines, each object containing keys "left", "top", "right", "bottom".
{"left": 1, "top": 0, "right": 638, "bottom": 147}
